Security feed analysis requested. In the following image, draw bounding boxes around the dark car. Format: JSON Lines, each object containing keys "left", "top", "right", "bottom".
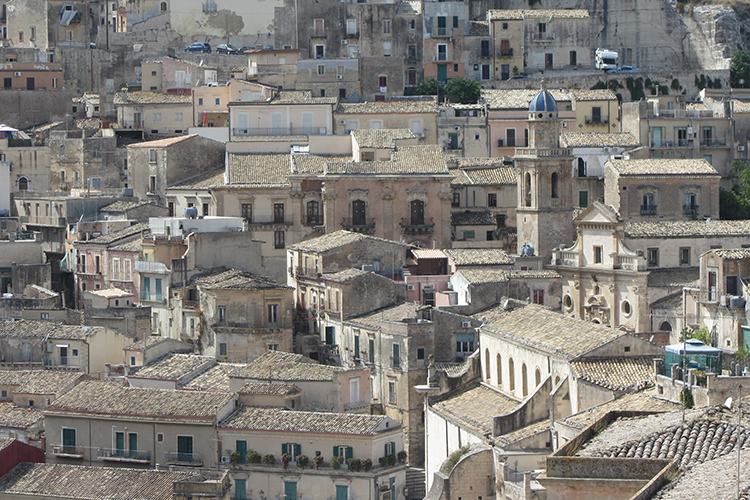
{"left": 217, "top": 44, "right": 239, "bottom": 54}
{"left": 607, "top": 65, "right": 639, "bottom": 74}
{"left": 185, "top": 42, "right": 211, "bottom": 53}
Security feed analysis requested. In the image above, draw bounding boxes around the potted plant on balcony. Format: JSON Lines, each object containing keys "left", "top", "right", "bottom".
{"left": 362, "top": 458, "right": 373, "bottom": 471}
{"left": 397, "top": 451, "right": 407, "bottom": 464}
{"left": 230, "top": 452, "right": 242, "bottom": 464}
{"left": 297, "top": 454, "right": 309, "bottom": 469}
{"left": 313, "top": 455, "right": 324, "bottom": 469}
{"left": 281, "top": 453, "right": 292, "bottom": 470}
{"left": 331, "top": 456, "right": 342, "bottom": 470}
{"left": 378, "top": 456, "right": 388, "bottom": 468}
{"left": 262, "top": 454, "right": 276, "bottom": 466}
{"left": 247, "top": 450, "right": 262, "bottom": 464}
{"left": 348, "top": 457, "right": 361, "bottom": 472}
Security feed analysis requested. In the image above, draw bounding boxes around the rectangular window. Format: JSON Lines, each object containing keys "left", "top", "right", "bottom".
{"left": 488, "top": 193, "right": 497, "bottom": 207}
{"left": 452, "top": 192, "right": 460, "bottom": 207}
{"left": 155, "top": 278, "right": 162, "bottom": 301}
{"left": 463, "top": 230, "right": 475, "bottom": 239}
{"left": 579, "top": 191, "right": 589, "bottom": 208}
{"left": 317, "top": 64, "right": 325, "bottom": 75}
{"left": 198, "top": 98, "right": 203, "bottom": 106}
{"left": 481, "top": 39, "right": 490, "bottom": 58}
{"left": 727, "top": 275, "right": 739, "bottom": 296}
{"left": 383, "top": 42, "right": 391, "bottom": 57}
{"left": 153, "top": 113, "right": 161, "bottom": 121}
{"left": 274, "top": 230, "right": 285, "bottom": 249}
{"left": 354, "top": 334, "right": 360, "bottom": 359}
{"left": 388, "top": 381, "right": 396, "bottom": 404}
{"left": 267, "top": 304, "right": 278, "bottom": 325}
{"left": 202, "top": 203, "right": 209, "bottom": 216}
{"left": 648, "top": 248, "right": 659, "bottom": 267}
{"left": 62, "top": 428, "right": 76, "bottom": 453}
{"left": 379, "top": 75, "right": 387, "bottom": 88}
{"left": 437, "top": 44, "right": 447, "bottom": 61}
{"left": 175, "top": 113, "right": 183, "bottom": 121}
{"left": 149, "top": 149, "right": 157, "bottom": 162}
{"left": 241, "top": 203, "right": 252, "bottom": 222}
{"left": 369, "top": 338, "right": 374, "bottom": 364}
{"left": 383, "top": 20, "right": 391, "bottom": 34}
{"left": 325, "top": 325, "right": 335, "bottom": 345}
{"left": 417, "top": 347, "right": 425, "bottom": 360}
{"left": 481, "top": 64, "right": 490, "bottom": 80}
{"left": 336, "top": 485, "right": 349, "bottom": 500}
{"left": 533, "top": 290, "right": 544, "bottom": 305}
{"left": 680, "top": 247, "right": 690, "bottom": 266}
{"left": 219, "top": 343, "right": 227, "bottom": 356}
{"left": 218, "top": 306, "right": 226, "bottom": 325}
{"left": 392, "top": 343, "right": 400, "bottom": 367}
{"left": 594, "top": 246, "right": 603, "bottom": 264}
{"left": 453, "top": 16, "right": 459, "bottom": 28}
{"left": 346, "top": 19, "right": 357, "bottom": 35}
{"left": 506, "top": 128, "right": 516, "bottom": 147}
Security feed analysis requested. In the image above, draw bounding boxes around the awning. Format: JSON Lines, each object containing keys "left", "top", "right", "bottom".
{"left": 55, "top": 344, "right": 69, "bottom": 348}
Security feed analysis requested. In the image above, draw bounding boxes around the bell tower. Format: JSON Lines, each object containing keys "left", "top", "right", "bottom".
{"left": 515, "top": 81, "right": 575, "bottom": 261}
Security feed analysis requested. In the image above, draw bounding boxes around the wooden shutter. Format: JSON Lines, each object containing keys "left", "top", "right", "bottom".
{"left": 282, "top": 443, "right": 288, "bottom": 455}
{"left": 333, "top": 446, "right": 339, "bottom": 457}
{"left": 346, "top": 446, "right": 353, "bottom": 459}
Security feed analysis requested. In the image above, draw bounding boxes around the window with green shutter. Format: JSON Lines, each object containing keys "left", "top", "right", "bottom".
{"left": 385, "top": 441, "right": 396, "bottom": 456}
{"left": 369, "top": 339, "right": 374, "bottom": 364}
{"left": 282, "top": 443, "right": 302, "bottom": 457}
{"left": 325, "top": 326, "right": 334, "bottom": 345}
{"left": 354, "top": 335, "right": 360, "bottom": 359}
{"left": 333, "top": 445, "right": 353, "bottom": 459}
{"left": 392, "top": 343, "right": 400, "bottom": 367}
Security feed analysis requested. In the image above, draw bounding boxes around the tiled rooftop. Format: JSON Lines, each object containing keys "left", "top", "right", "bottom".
{"left": 507, "top": 269, "right": 561, "bottom": 279}
{"left": 194, "top": 269, "right": 290, "bottom": 291}
{"left": 576, "top": 408, "right": 750, "bottom": 469}
{"left": 47, "top": 380, "right": 231, "bottom": 420}
{"left": 232, "top": 351, "right": 343, "bottom": 382}
{"left": 434, "top": 361, "right": 470, "bottom": 378}
{"left": 269, "top": 90, "right": 338, "bottom": 105}
{"left": 181, "top": 363, "right": 238, "bottom": 392}
{"left": 0, "top": 463, "right": 197, "bottom": 500}
{"left": 560, "top": 132, "right": 640, "bottom": 148}
{"left": 483, "top": 304, "right": 628, "bottom": 359}
{"left": 324, "top": 145, "right": 449, "bottom": 176}
{"left": 647, "top": 267, "right": 700, "bottom": 288}
{"left": 470, "top": 298, "right": 528, "bottom": 323}
{"left": 481, "top": 89, "right": 570, "bottom": 109}
{"left": 451, "top": 211, "right": 496, "bottom": 226}
{"left": 124, "top": 336, "right": 175, "bottom": 351}
{"left": 220, "top": 405, "right": 397, "bottom": 434}
{"left": 322, "top": 268, "right": 371, "bottom": 284}
{"left": 651, "top": 452, "right": 750, "bottom": 499}
{"left": 114, "top": 91, "right": 192, "bottom": 106}
{"left": 349, "top": 302, "right": 429, "bottom": 330}
{"left": 84, "top": 222, "right": 149, "bottom": 245}
{"left": 238, "top": 382, "right": 300, "bottom": 395}
{"left": 650, "top": 291, "right": 683, "bottom": 311}
{"left": 568, "top": 89, "right": 618, "bottom": 101}
{"left": 457, "top": 269, "right": 509, "bottom": 285}
{"left": 0, "top": 401, "right": 43, "bottom": 429}
{"left": 336, "top": 96, "right": 437, "bottom": 114}
{"left": 87, "top": 287, "right": 133, "bottom": 299}
{"left": 623, "top": 220, "right": 750, "bottom": 239}
{"left": 288, "top": 230, "right": 403, "bottom": 253}
{"left": 607, "top": 158, "right": 720, "bottom": 176}
{"left": 713, "top": 248, "right": 750, "bottom": 260}
{"left": 430, "top": 383, "right": 519, "bottom": 435}
{"left": 450, "top": 163, "right": 516, "bottom": 186}
{"left": 351, "top": 129, "right": 416, "bottom": 149}
{"left": 168, "top": 167, "right": 225, "bottom": 189}
{"left": 109, "top": 238, "right": 143, "bottom": 252}
{"left": 226, "top": 153, "right": 290, "bottom": 186}
{"left": 445, "top": 248, "right": 513, "bottom": 266}
{"left": 291, "top": 154, "right": 351, "bottom": 175}
{"left": 131, "top": 353, "right": 215, "bottom": 381}
{"left": 0, "top": 321, "right": 105, "bottom": 340}
{"left": 468, "top": 20, "right": 489, "bottom": 36}
{"left": 570, "top": 357, "right": 656, "bottom": 391}
{"left": 100, "top": 201, "right": 150, "bottom": 212}
{"left": 5, "top": 370, "right": 81, "bottom": 395}
{"left": 412, "top": 249, "right": 447, "bottom": 260}
{"left": 487, "top": 9, "right": 590, "bottom": 20}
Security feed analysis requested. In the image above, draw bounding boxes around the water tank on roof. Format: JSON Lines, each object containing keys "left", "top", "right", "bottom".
{"left": 184, "top": 206, "right": 198, "bottom": 219}
{"left": 730, "top": 296, "right": 746, "bottom": 309}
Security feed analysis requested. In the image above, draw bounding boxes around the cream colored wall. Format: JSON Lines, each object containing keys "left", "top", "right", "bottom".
{"left": 574, "top": 99, "right": 619, "bottom": 133}
{"left": 230, "top": 104, "right": 333, "bottom": 137}
{"left": 87, "top": 327, "right": 136, "bottom": 376}
{"left": 334, "top": 112, "right": 437, "bottom": 144}
{"left": 141, "top": 61, "right": 163, "bottom": 92}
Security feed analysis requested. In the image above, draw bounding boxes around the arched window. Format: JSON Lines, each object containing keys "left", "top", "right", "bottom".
{"left": 522, "top": 363, "right": 528, "bottom": 397}
{"left": 485, "top": 349, "right": 490, "bottom": 381}
{"left": 160, "top": 2, "right": 167, "bottom": 12}
{"left": 660, "top": 321, "right": 672, "bottom": 331}
{"left": 306, "top": 200, "right": 320, "bottom": 226}
{"left": 496, "top": 353, "right": 502, "bottom": 386}
{"left": 535, "top": 368, "right": 541, "bottom": 387}
{"left": 524, "top": 173, "right": 532, "bottom": 207}
{"left": 508, "top": 357, "right": 515, "bottom": 391}
{"left": 17, "top": 176, "right": 28, "bottom": 191}
{"left": 551, "top": 172, "right": 559, "bottom": 199}
{"left": 410, "top": 199, "right": 424, "bottom": 225}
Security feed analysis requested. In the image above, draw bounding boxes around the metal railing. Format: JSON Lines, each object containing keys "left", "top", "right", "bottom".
{"left": 497, "top": 49, "right": 513, "bottom": 58}
{"left": 531, "top": 33, "right": 555, "bottom": 41}
{"left": 341, "top": 218, "right": 375, "bottom": 233}
{"left": 97, "top": 447, "right": 151, "bottom": 461}
{"left": 303, "top": 217, "right": 323, "bottom": 226}
{"left": 19, "top": 215, "right": 66, "bottom": 226}
{"left": 400, "top": 217, "right": 435, "bottom": 235}
{"left": 164, "top": 451, "right": 203, "bottom": 464}
{"left": 700, "top": 139, "right": 727, "bottom": 148}
{"left": 232, "top": 127, "right": 327, "bottom": 137}
{"left": 585, "top": 117, "right": 609, "bottom": 126}
{"left": 684, "top": 204, "right": 700, "bottom": 216}
{"left": 296, "top": 266, "right": 320, "bottom": 279}
{"left": 640, "top": 204, "right": 658, "bottom": 215}
{"left": 183, "top": 300, "right": 199, "bottom": 309}
{"left": 432, "top": 27, "right": 453, "bottom": 37}
{"left": 51, "top": 445, "right": 85, "bottom": 456}
{"left": 246, "top": 216, "right": 294, "bottom": 226}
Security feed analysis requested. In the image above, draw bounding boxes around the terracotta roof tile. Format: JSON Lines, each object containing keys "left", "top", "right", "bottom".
{"left": 231, "top": 351, "right": 344, "bottom": 382}
{"left": 132, "top": 354, "right": 215, "bottom": 381}
{"left": 291, "top": 154, "right": 351, "bottom": 175}
{"left": 351, "top": 129, "right": 416, "bottom": 149}
{"left": 445, "top": 249, "right": 513, "bottom": 266}
{"left": 348, "top": 302, "right": 430, "bottom": 330}
{"left": 647, "top": 267, "right": 700, "bottom": 288}
{"left": 226, "top": 153, "right": 290, "bottom": 186}
{"left": 487, "top": 9, "right": 590, "bottom": 20}
{"left": 712, "top": 248, "right": 750, "bottom": 260}
{"left": 288, "top": 230, "right": 404, "bottom": 253}
{"left": 114, "top": 91, "right": 192, "bottom": 105}
{"left": 336, "top": 96, "right": 437, "bottom": 114}
{"left": 324, "top": 145, "right": 449, "bottom": 175}
{"left": 430, "top": 383, "right": 519, "bottom": 435}
{"left": 556, "top": 389, "right": 678, "bottom": 431}
{"left": 568, "top": 89, "right": 618, "bottom": 101}
{"left": 0, "top": 321, "right": 105, "bottom": 340}
{"left": 482, "top": 89, "right": 570, "bottom": 109}
{"left": 84, "top": 223, "right": 149, "bottom": 245}
{"left": 238, "top": 382, "right": 300, "bottom": 396}
{"left": 624, "top": 220, "right": 750, "bottom": 239}
{"left": 194, "top": 269, "right": 291, "bottom": 291}
{"left": 571, "top": 357, "right": 657, "bottom": 391}
{"left": 451, "top": 211, "right": 496, "bottom": 226}
{"left": 181, "top": 363, "right": 238, "bottom": 392}
{"left": 0, "top": 402, "right": 42, "bottom": 429}
{"left": 560, "top": 132, "right": 640, "bottom": 148}
{"left": 168, "top": 167, "right": 225, "bottom": 189}
{"left": 456, "top": 269, "right": 509, "bottom": 284}
{"left": 608, "top": 158, "right": 719, "bottom": 176}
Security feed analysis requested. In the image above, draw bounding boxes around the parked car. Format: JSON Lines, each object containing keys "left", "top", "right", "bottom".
{"left": 237, "top": 46, "right": 254, "bottom": 54}
{"left": 608, "top": 66, "right": 639, "bottom": 74}
{"left": 217, "top": 44, "right": 239, "bottom": 54}
{"left": 185, "top": 42, "right": 211, "bottom": 53}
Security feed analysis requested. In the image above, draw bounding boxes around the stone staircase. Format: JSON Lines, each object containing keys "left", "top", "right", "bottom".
{"left": 406, "top": 467, "right": 426, "bottom": 499}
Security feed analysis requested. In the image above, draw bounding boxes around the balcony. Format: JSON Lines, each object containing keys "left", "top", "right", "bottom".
{"left": 97, "top": 447, "right": 151, "bottom": 463}
{"left": 431, "top": 27, "right": 454, "bottom": 38}
{"left": 232, "top": 127, "right": 328, "bottom": 137}
{"left": 400, "top": 217, "right": 435, "bottom": 236}
{"left": 45, "top": 357, "right": 82, "bottom": 368}
{"left": 684, "top": 204, "right": 700, "bottom": 216}
{"left": 51, "top": 445, "right": 85, "bottom": 458}
{"left": 585, "top": 117, "right": 609, "bottom": 126}
{"left": 303, "top": 216, "right": 323, "bottom": 227}
{"left": 296, "top": 266, "right": 320, "bottom": 279}
{"left": 640, "top": 204, "right": 658, "bottom": 216}
{"left": 135, "top": 260, "right": 170, "bottom": 274}
{"left": 341, "top": 217, "right": 375, "bottom": 235}
{"left": 514, "top": 147, "right": 571, "bottom": 157}
{"left": 312, "top": 29, "right": 326, "bottom": 38}
{"left": 246, "top": 216, "right": 294, "bottom": 228}
{"left": 700, "top": 139, "right": 727, "bottom": 148}
{"left": 532, "top": 33, "right": 555, "bottom": 41}
{"left": 613, "top": 255, "right": 641, "bottom": 271}
{"left": 19, "top": 215, "right": 66, "bottom": 227}
{"left": 164, "top": 451, "right": 203, "bottom": 466}
{"left": 497, "top": 49, "right": 513, "bottom": 58}
{"left": 183, "top": 300, "right": 199, "bottom": 309}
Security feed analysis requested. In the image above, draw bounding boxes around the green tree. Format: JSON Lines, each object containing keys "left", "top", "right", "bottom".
{"left": 679, "top": 327, "right": 712, "bottom": 345}
{"left": 414, "top": 78, "right": 445, "bottom": 100}
{"left": 731, "top": 50, "right": 750, "bottom": 88}
{"left": 719, "top": 187, "right": 750, "bottom": 220}
{"left": 444, "top": 77, "right": 481, "bottom": 104}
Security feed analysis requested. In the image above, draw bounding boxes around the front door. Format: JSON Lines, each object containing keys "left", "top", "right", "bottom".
{"left": 411, "top": 200, "right": 424, "bottom": 225}
{"left": 352, "top": 200, "right": 366, "bottom": 226}
{"left": 115, "top": 431, "right": 125, "bottom": 457}
{"left": 26, "top": 77, "right": 34, "bottom": 90}
{"left": 235, "top": 479, "right": 247, "bottom": 500}
{"left": 284, "top": 481, "right": 297, "bottom": 500}
{"left": 177, "top": 435, "right": 193, "bottom": 463}
{"left": 653, "top": 127, "right": 662, "bottom": 148}
{"left": 274, "top": 203, "right": 285, "bottom": 223}
{"left": 437, "top": 63, "right": 447, "bottom": 82}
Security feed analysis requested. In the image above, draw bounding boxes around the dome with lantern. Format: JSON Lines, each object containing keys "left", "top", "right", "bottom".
{"left": 528, "top": 80, "right": 558, "bottom": 120}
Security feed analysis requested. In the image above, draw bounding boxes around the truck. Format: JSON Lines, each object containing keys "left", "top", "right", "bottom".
{"left": 595, "top": 48, "right": 619, "bottom": 71}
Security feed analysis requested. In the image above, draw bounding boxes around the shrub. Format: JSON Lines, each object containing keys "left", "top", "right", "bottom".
{"left": 441, "top": 446, "right": 470, "bottom": 474}
{"left": 262, "top": 454, "right": 276, "bottom": 466}
{"left": 281, "top": 453, "right": 292, "bottom": 470}
{"left": 348, "top": 457, "right": 362, "bottom": 472}
{"left": 246, "top": 450, "right": 261, "bottom": 464}
{"left": 313, "top": 455, "right": 324, "bottom": 469}
{"left": 230, "top": 452, "right": 242, "bottom": 464}
{"left": 378, "top": 456, "right": 388, "bottom": 468}
{"left": 680, "top": 387, "right": 694, "bottom": 409}
{"left": 331, "top": 456, "right": 342, "bottom": 469}
{"left": 297, "top": 455, "right": 309, "bottom": 469}
{"left": 397, "top": 450, "right": 407, "bottom": 463}
{"left": 362, "top": 458, "right": 373, "bottom": 471}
